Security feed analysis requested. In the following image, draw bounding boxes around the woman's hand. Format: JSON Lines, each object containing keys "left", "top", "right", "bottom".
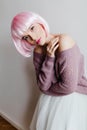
{"left": 47, "top": 37, "right": 59, "bottom": 57}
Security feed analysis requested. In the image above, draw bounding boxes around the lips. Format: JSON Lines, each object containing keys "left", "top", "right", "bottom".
{"left": 36, "top": 38, "right": 41, "bottom": 44}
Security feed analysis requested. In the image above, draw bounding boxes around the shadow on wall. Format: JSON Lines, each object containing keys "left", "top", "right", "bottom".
{"left": 0, "top": 43, "right": 41, "bottom": 130}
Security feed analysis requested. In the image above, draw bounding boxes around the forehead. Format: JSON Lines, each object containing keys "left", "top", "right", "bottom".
{"left": 23, "top": 23, "right": 42, "bottom": 35}
{"left": 29, "top": 23, "right": 41, "bottom": 28}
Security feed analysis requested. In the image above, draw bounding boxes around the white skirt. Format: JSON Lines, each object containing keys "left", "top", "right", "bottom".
{"left": 29, "top": 92, "right": 87, "bottom": 130}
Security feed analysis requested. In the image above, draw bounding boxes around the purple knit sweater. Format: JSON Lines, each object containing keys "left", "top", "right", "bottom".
{"left": 33, "top": 43, "right": 87, "bottom": 96}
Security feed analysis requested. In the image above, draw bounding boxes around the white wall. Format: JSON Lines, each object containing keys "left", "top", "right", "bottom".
{"left": 0, "top": 0, "right": 87, "bottom": 130}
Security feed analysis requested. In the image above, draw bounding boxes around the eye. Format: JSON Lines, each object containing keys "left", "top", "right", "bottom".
{"left": 30, "top": 25, "right": 34, "bottom": 31}
{"left": 22, "top": 35, "right": 33, "bottom": 42}
{"left": 22, "top": 35, "right": 29, "bottom": 40}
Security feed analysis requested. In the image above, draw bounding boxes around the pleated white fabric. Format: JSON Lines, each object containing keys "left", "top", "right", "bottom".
{"left": 29, "top": 92, "right": 87, "bottom": 130}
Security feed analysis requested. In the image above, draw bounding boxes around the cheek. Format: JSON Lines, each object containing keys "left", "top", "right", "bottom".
{"left": 41, "top": 34, "right": 46, "bottom": 45}
{"left": 43, "top": 31, "right": 46, "bottom": 41}
{"left": 40, "top": 27, "right": 46, "bottom": 38}
{"left": 36, "top": 26, "right": 46, "bottom": 43}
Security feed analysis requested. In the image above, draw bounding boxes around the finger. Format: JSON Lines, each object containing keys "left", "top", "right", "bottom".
{"left": 49, "top": 43, "right": 59, "bottom": 53}
{"left": 47, "top": 37, "right": 59, "bottom": 51}
{"left": 48, "top": 37, "right": 59, "bottom": 48}
{"left": 51, "top": 37, "right": 59, "bottom": 43}
{"left": 52, "top": 44, "right": 59, "bottom": 52}
{"left": 50, "top": 39, "right": 59, "bottom": 50}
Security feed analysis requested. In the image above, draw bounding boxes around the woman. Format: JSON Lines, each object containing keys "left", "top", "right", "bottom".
{"left": 11, "top": 11, "right": 87, "bottom": 130}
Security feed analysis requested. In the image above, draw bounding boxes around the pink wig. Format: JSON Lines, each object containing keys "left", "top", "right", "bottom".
{"left": 11, "top": 11, "right": 50, "bottom": 57}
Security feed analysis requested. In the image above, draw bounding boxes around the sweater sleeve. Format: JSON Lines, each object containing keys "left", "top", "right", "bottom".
{"left": 47, "top": 46, "right": 79, "bottom": 95}
{"left": 33, "top": 51, "right": 55, "bottom": 91}
{"left": 33, "top": 44, "right": 79, "bottom": 96}
{"left": 33, "top": 51, "right": 45, "bottom": 73}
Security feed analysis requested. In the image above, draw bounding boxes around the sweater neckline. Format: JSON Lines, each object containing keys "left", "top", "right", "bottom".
{"left": 34, "top": 43, "right": 77, "bottom": 57}
{"left": 56, "top": 43, "right": 77, "bottom": 56}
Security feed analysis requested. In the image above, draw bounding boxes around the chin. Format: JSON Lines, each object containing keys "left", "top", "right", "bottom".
{"left": 41, "top": 42, "right": 45, "bottom": 46}
{"left": 39, "top": 41, "right": 45, "bottom": 46}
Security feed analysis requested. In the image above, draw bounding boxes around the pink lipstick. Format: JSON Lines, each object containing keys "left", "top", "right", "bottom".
{"left": 36, "top": 38, "right": 41, "bottom": 44}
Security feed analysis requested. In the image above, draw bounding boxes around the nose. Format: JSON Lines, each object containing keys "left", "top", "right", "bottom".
{"left": 29, "top": 33, "right": 36, "bottom": 42}
{"left": 29, "top": 35, "right": 34, "bottom": 41}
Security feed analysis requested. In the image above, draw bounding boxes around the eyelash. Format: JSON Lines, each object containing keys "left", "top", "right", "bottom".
{"left": 22, "top": 35, "right": 33, "bottom": 41}
{"left": 22, "top": 35, "right": 29, "bottom": 40}
{"left": 30, "top": 26, "right": 34, "bottom": 31}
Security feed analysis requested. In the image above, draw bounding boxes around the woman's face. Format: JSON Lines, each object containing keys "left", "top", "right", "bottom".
{"left": 22, "top": 23, "right": 47, "bottom": 46}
